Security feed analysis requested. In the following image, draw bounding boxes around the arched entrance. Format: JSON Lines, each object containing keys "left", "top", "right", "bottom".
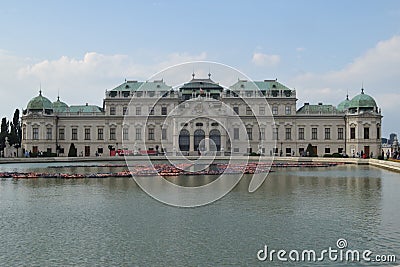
{"left": 194, "top": 129, "right": 205, "bottom": 152}
{"left": 179, "top": 129, "right": 190, "bottom": 151}
{"left": 209, "top": 129, "right": 221, "bottom": 151}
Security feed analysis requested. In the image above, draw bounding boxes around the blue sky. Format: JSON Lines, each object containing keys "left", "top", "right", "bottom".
{"left": 0, "top": 1, "right": 399, "bottom": 136}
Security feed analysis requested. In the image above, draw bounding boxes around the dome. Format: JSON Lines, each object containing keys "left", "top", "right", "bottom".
{"left": 26, "top": 91, "right": 53, "bottom": 111}
{"left": 337, "top": 95, "right": 350, "bottom": 112}
{"left": 348, "top": 89, "right": 377, "bottom": 109}
{"left": 53, "top": 96, "right": 69, "bottom": 112}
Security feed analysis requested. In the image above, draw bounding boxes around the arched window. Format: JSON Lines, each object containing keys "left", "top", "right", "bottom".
{"left": 194, "top": 129, "right": 205, "bottom": 152}
{"left": 209, "top": 129, "right": 221, "bottom": 151}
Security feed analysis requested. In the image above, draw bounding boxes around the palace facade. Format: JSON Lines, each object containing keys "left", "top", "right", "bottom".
{"left": 21, "top": 74, "right": 382, "bottom": 158}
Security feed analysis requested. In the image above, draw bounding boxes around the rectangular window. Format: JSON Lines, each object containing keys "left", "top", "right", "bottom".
{"left": 46, "top": 128, "right": 52, "bottom": 140}
{"left": 285, "top": 128, "right": 291, "bottom": 140}
{"left": 84, "top": 128, "right": 90, "bottom": 140}
{"left": 324, "top": 128, "right": 331, "bottom": 140}
{"left": 59, "top": 128, "right": 65, "bottom": 140}
{"left": 350, "top": 127, "right": 356, "bottom": 139}
{"left": 23, "top": 127, "right": 26, "bottom": 140}
{"left": 233, "top": 128, "right": 239, "bottom": 140}
{"left": 272, "top": 106, "right": 278, "bottom": 115}
{"left": 148, "top": 128, "right": 154, "bottom": 140}
{"left": 149, "top": 107, "right": 154, "bottom": 115}
{"left": 233, "top": 148, "right": 240, "bottom": 153}
{"left": 260, "top": 128, "right": 265, "bottom": 140}
{"left": 364, "top": 127, "right": 370, "bottom": 139}
{"left": 123, "top": 106, "right": 128, "bottom": 115}
{"left": 233, "top": 106, "right": 239, "bottom": 115}
{"left": 338, "top": 148, "right": 343, "bottom": 153}
{"left": 72, "top": 128, "right": 78, "bottom": 140}
{"left": 110, "top": 106, "right": 116, "bottom": 115}
{"left": 325, "top": 147, "right": 331, "bottom": 154}
{"left": 338, "top": 128, "right": 344, "bottom": 140}
{"left": 311, "top": 128, "right": 318, "bottom": 140}
{"left": 273, "top": 128, "right": 278, "bottom": 140}
{"left": 161, "top": 106, "right": 167, "bottom": 115}
{"left": 97, "top": 128, "right": 104, "bottom": 140}
{"left": 135, "top": 128, "right": 142, "bottom": 140}
{"left": 298, "top": 127, "right": 304, "bottom": 140}
{"left": 97, "top": 147, "right": 103, "bottom": 154}
{"left": 162, "top": 128, "right": 167, "bottom": 140}
{"left": 246, "top": 106, "right": 252, "bottom": 115}
{"left": 246, "top": 127, "right": 253, "bottom": 140}
{"left": 377, "top": 126, "right": 380, "bottom": 140}
{"left": 33, "top": 128, "right": 39, "bottom": 140}
{"left": 123, "top": 128, "right": 129, "bottom": 140}
{"left": 136, "top": 107, "right": 141, "bottom": 115}
{"left": 285, "top": 106, "right": 291, "bottom": 115}
{"left": 286, "top": 147, "right": 291, "bottom": 155}
{"left": 259, "top": 106, "right": 265, "bottom": 115}
{"left": 110, "top": 128, "right": 116, "bottom": 140}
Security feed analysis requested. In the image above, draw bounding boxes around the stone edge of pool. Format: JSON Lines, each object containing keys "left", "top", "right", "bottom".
{"left": 0, "top": 156, "right": 399, "bottom": 173}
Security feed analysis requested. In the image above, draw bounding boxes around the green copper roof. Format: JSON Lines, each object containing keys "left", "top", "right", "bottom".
{"left": 337, "top": 96, "right": 350, "bottom": 112}
{"left": 27, "top": 91, "right": 53, "bottom": 110}
{"left": 139, "top": 80, "right": 172, "bottom": 91}
{"left": 297, "top": 104, "right": 338, "bottom": 114}
{"left": 53, "top": 97, "right": 69, "bottom": 112}
{"left": 348, "top": 89, "right": 377, "bottom": 108}
{"left": 180, "top": 78, "right": 223, "bottom": 92}
{"left": 67, "top": 105, "right": 103, "bottom": 113}
{"left": 111, "top": 80, "right": 144, "bottom": 92}
{"left": 229, "top": 80, "right": 291, "bottom": 91}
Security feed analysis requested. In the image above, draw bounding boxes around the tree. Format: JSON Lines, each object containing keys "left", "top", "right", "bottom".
{"left": 0, "top": 117, "right": 9, "bottom": 155}
{"left": 305, "top": 143, "right": 317, "bottom": 157}
{"left": 8, "top": 109, "right": 22, "bottom": 150}
{"left": 68, "top": 143, "right": 77, "bottom": 157}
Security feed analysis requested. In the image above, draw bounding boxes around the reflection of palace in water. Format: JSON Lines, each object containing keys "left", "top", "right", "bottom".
{"left": 21, "top": 74, "right": 382, "bottom": 158}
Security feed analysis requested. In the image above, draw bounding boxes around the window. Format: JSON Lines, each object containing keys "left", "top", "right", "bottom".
{"left": 72, "top": 128, "right": 78, "bottom": 140}
{"left": 161, "top": 106, "right": 167, "bottom": 115}
{"left": 338, "top": 148, "right": 343, "bottom": 153}
{"left": 233, "top": 128, "right": 239, "bottom": 140}
{"left": 97, "top": 128, "right": 104, "bottom": 140}
{"left": 246, "top": 106, "right": 252, "bottom": 115}
{"left": 298, "top": 127, "right": 304, "bottom": 140}
{"left": 33, "top": 128, "right": 39, "bottom": 140}
{"left": 23, "top": 127, "right": 26, "bottom": 140}
{"left": 246, "top": 91, "right": 253, "bottom": 97}
{"left": 286, "top": 147, "right": 291, "bottom": 155}
{"left": 136, "top": 107, "right": 141, "bottom": 115}
{"left": 350, "top": 127, "right": 356, "bottom": 139}
{"left": 285, "top": 106, "right": 291, "bottom": 115}
{"left": 110, "top": 128, "right": 116, "bottom": 140}
{"left": 110, "top": 106, "right": 116, "bottom": 115}
{"left": 260, "top": 128, "right": 265, "bottom": 140}
{"left": 324, "top": 128, "right": 331, "bottom": 140}
{"left": 325, "top": 147, "right": 331, "bottom": 154}
{"left": 338, "top": 128, "right": 344, "bottom": 140}
{"left": 162, "top": 128, "right": 167, "bottom": 140}
{"left": 377, "top": 126, "right": 380, "bottom": 140}
{"left": 149, "top": 107, "right": 154, "bottom": 115}
{"left": 364, "top": 127, "right": 369, "bottom": 139}
{"left": 97, "top": 147, "right": 103, "bottom": 154}
{"left": 311, "top": 128, "right": 318, "bottom": 140}
{"left": 148, "top": 128, "right": 154, "bottom": 140}
{"left": 246, "top": 127, "right": 253, "bottom": 140}
{"left": 135, "top": 128, "right": 142, "bottom": 140}
{"left": 233, "top": 106, "right": 239, "bottom": 115}
{"left": 123, "top": 128, "right": 129, "bottom": 140}
{"left": 46, "top": 128, "right": 52, "bottom": 140}
{"left": 233, "top": 148, "right": 240, "bottom": 153}
{"left": 84, "top": 128, "right": 90, "bottom": 140}
{"left": 59, "top": 128, "right": 65, "bottom": 140}
{"left": 123, "top": 106, "right": 128, "bottom": 115}
{"left": 285, "top": 128, "right": 291, "bottom": 140}
{"left": 273, "top": 128, "right": 278, "bottom": 140}
{"left": 259, "top": 106, "right": 265, "bottom": 115}
{"left": 272, "top": 106, "right": 278, "bottom": 115}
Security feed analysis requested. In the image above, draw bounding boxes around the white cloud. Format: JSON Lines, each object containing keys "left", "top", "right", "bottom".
{"left": 290, "top": 35, "right": 400, "bottom": 135}
{"left": 0, "top": 51, "right": 208, "bottom": 118}
{"left": 252, "top": 52, "right": 280, "bottom": 67}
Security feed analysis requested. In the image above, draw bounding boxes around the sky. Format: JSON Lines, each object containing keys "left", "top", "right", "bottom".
{"left": 0, "top": 0, "right": 399, "bottom": 137}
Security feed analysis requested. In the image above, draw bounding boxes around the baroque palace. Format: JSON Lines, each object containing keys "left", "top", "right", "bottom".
{"left": 21, "top": 74, "right": 382, "bottom": 158}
